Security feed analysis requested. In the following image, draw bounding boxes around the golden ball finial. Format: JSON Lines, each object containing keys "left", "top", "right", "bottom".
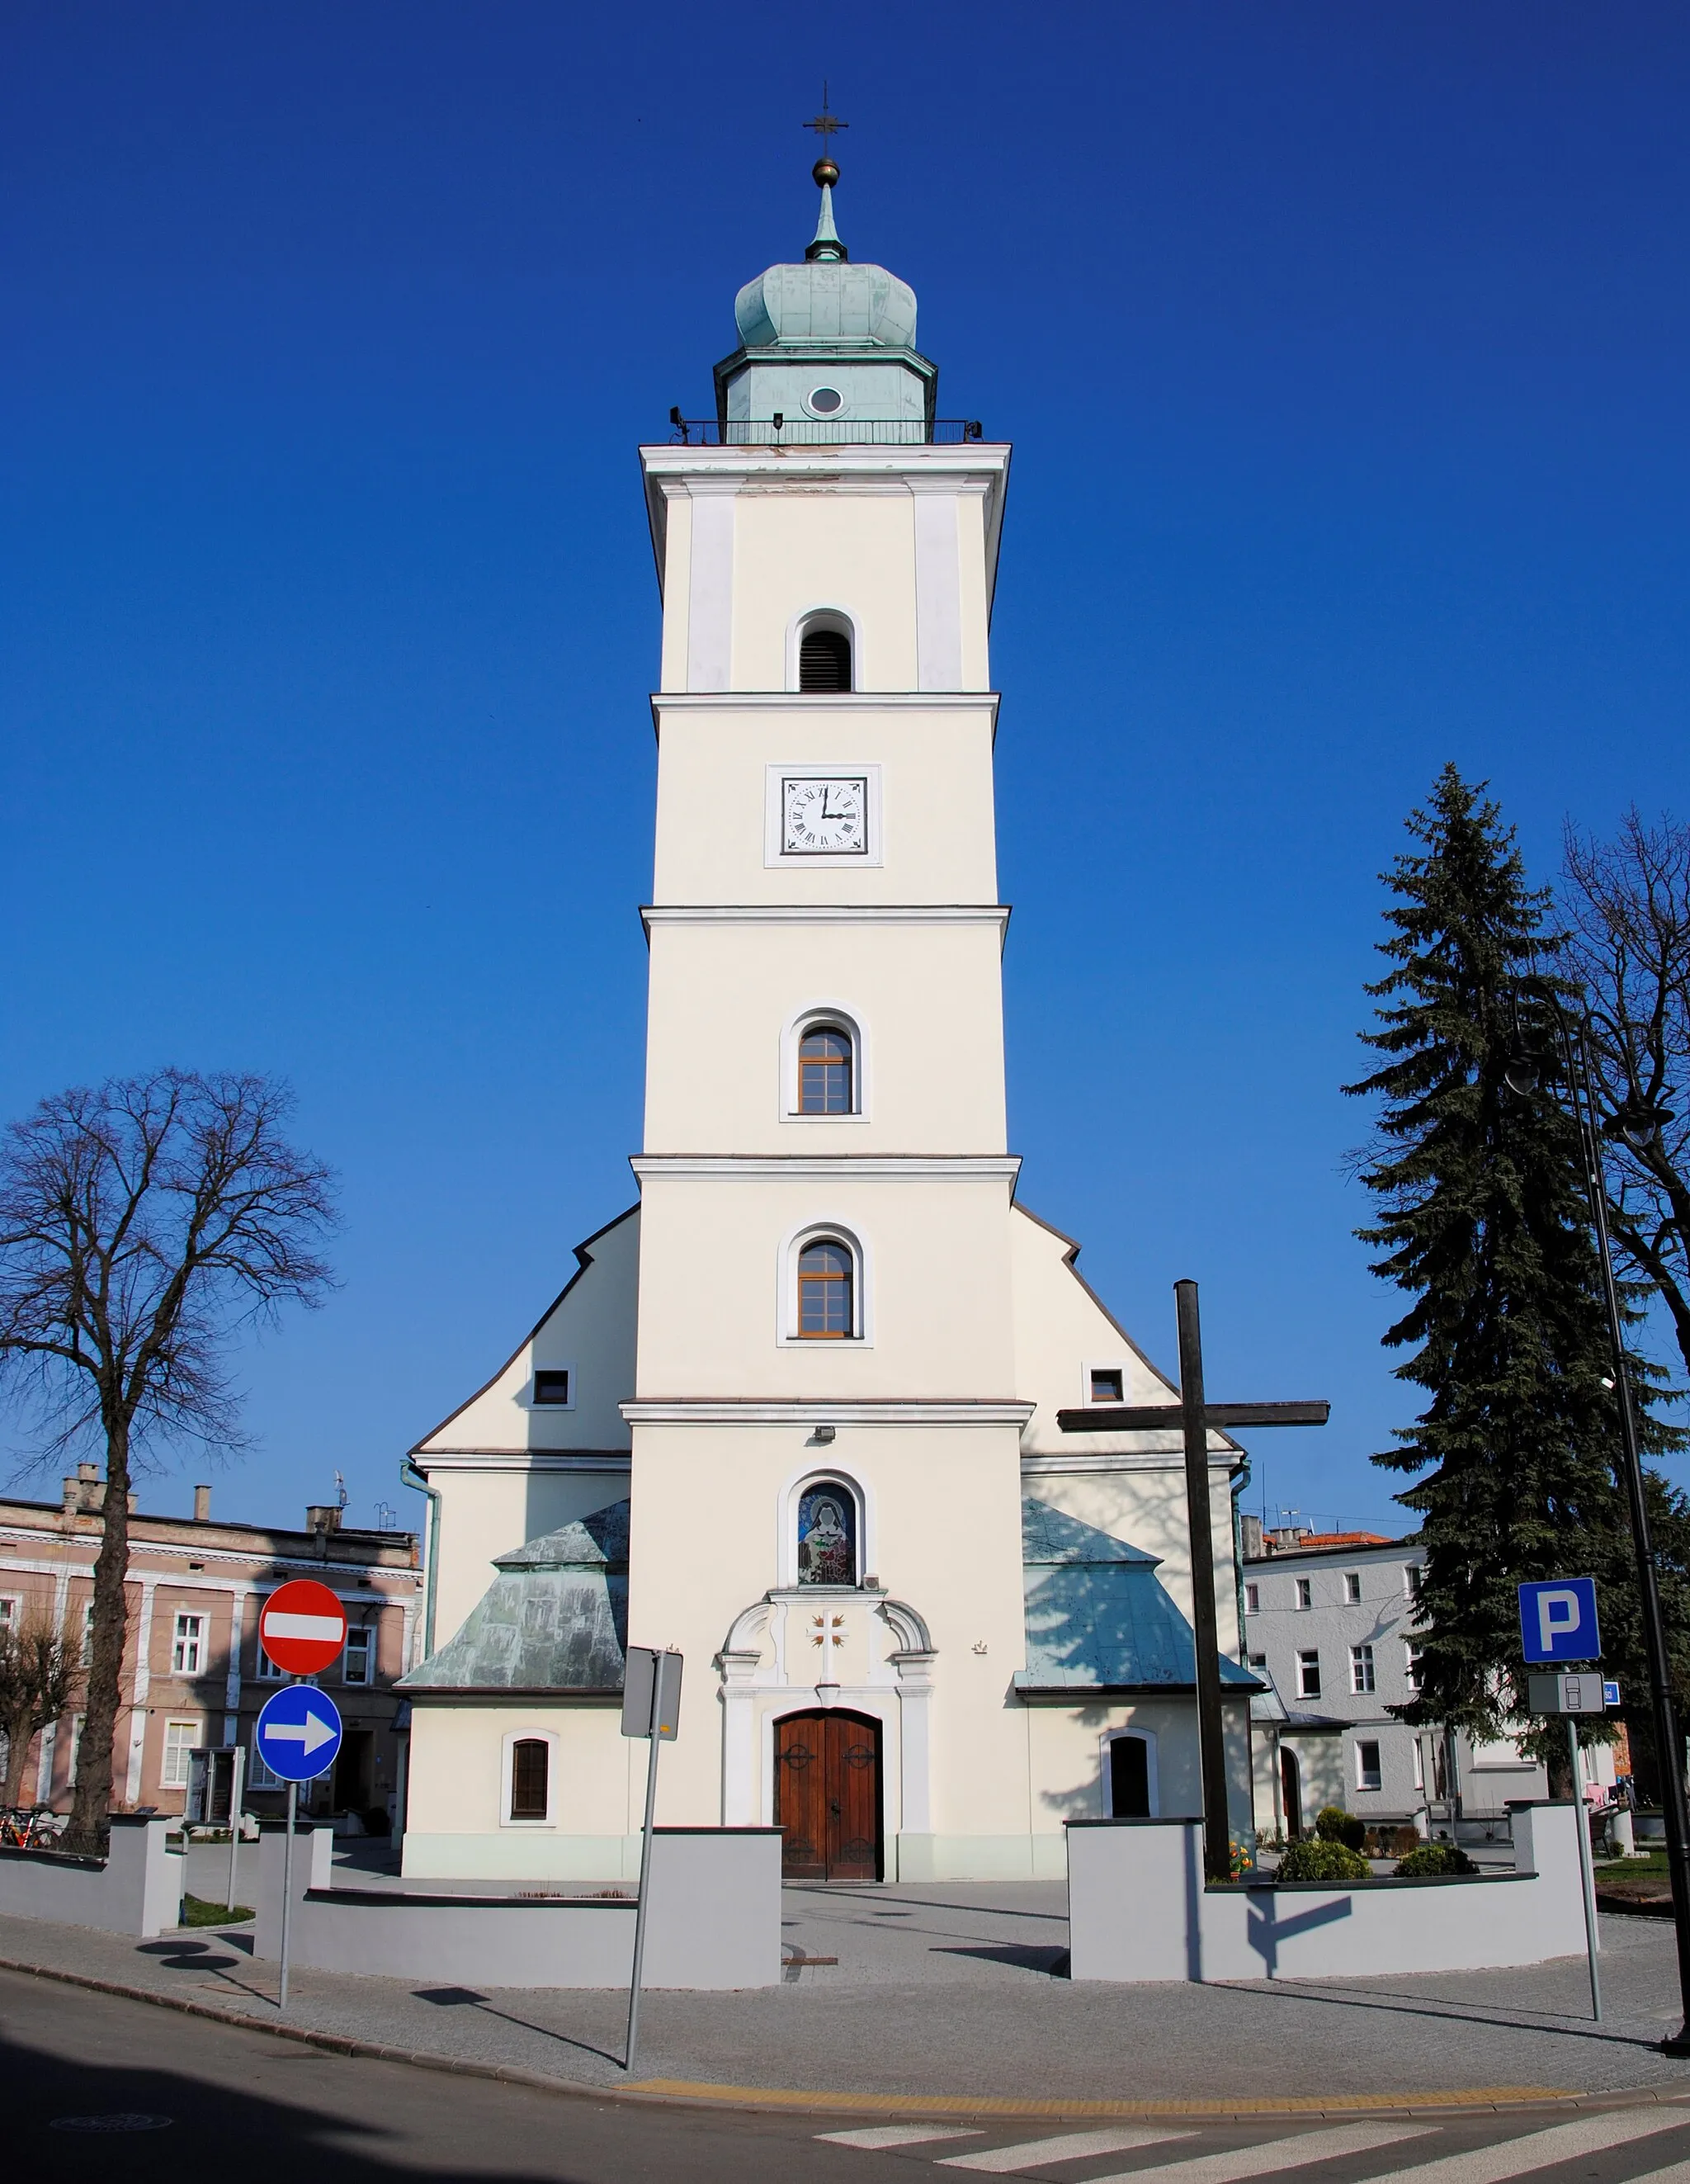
{"left": 812, "top": 155, "right": 839, "bottom": 189}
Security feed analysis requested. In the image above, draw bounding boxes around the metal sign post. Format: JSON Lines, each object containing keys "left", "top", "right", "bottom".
{"left": 255, "top": 1683, "right": 344, "bottom": 2012}
{"left": 1522, "top": 1580, "right": 1606, "bottom": 2025}
{"left": 226, "top": 1744, "right": 245, "bottom": 1912}
{"left": 621, "top": 1647, "right": 682, "bottom": 2076}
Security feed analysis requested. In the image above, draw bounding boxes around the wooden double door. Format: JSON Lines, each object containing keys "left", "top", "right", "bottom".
{"left": 774, "top": 1709, "right": 882, "bottom": 1881}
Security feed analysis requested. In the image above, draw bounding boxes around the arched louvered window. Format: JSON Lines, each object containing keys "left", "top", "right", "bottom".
{"left": 799, "top": 1025, "right": 853, "bottom": 1115}
{"left": 799, "top": 626, "right": 852, "bottom": 693}
{"left": 510, "top": 1737, "right": 549, "bottom": 1820}
{"left": 798, "top": 1239, "right": 854, "bottom": 1338}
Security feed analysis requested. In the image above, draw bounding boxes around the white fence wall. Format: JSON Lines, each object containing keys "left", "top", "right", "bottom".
{"left": 255, "top": 1822, "right": 781, "bottom": 1988}
{"left": 1068, "top": 1801, "right": 1587, "bottom": 1983}
{"left": 0, "top": 1816, "right": 184, "bottom": 1938}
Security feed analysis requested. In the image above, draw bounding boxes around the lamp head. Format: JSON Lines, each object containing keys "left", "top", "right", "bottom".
{"left": 1606, "top": 1099, "right": 1675, "bottom": 1154}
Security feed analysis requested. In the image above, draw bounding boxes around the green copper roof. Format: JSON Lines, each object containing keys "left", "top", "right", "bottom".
{"left": 732, "top": 170, "right": 917, "bottom": 353}
{"left": 400, "top": 1499, "right": 630, "bottom": 1694}
{"left": 1017, "top": 1497, "right": 1262, "bottom": 1695}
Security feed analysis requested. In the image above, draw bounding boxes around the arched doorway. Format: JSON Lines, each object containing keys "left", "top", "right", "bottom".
{"left": 774, "top": 1709, "right": 882, "bottom": 1880}
{"left": 1281, "top": 1746, "right": 1303, "bottom": 1840}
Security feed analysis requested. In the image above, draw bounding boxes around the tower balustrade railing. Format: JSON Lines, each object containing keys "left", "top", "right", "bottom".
{"left": 665, "top": 416, "right": 985, "bottom": 447}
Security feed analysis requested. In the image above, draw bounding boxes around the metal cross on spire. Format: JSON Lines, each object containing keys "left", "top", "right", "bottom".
{"left": 802, "top": 86, "right": 848, "bottom": 153}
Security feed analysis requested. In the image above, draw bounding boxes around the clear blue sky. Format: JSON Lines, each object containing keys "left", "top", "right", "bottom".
{"left": 4, "top": 3, "right": 1688, "bottom": 1539}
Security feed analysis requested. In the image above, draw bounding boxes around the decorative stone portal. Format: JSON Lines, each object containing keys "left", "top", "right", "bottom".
{"left": 774, "top": 1709, "right": 882, "bottom": 1880}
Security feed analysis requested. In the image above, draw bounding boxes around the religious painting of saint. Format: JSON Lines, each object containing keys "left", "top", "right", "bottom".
{"left": 797, "top": 1484, "right": 856, "bottom": 1586}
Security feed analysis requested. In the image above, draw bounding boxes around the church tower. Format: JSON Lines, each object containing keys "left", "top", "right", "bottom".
{"left": 398, "top": 150, "right": 1258, "bottom": 1886}
{"left": 628, "top": 156, "right": 1022, "bottom": 1874}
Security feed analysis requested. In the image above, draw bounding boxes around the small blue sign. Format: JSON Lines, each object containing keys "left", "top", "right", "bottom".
{"left": 255, "top": 1685, "right": 343, "bottom": 1783}
{"left": 1518, "top": 1577, "right": 1602, "bottom": 1665}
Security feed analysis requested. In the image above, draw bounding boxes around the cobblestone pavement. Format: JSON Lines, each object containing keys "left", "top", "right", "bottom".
{"left": 12, "top": 1869, "right": 1690, "bottom": 2111}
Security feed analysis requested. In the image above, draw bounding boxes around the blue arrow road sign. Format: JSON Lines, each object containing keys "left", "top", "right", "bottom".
{"left": 255, "top": 1685, "right": 343, "bottom": 1783}
{"left": 1518, "top": 1577, "right": 1602, "bottom": 1664}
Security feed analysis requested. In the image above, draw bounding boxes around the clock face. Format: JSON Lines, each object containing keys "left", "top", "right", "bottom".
{"left": 782, "top": 775, "right": 869, "bottom": 856}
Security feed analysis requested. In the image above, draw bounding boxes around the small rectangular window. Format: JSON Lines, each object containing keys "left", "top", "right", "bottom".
{"left": 343, "top": 1628, "right": 374, "bottom": 1685}
{"left": 161, "top": 1718, "right": 200, "bottom": 1789}
{"left": 510, "top": 1737, "right": 550, "bottom": 1820}
{"left": 0, "top": 1596, "right": 17, "bottom": 1632}
{"left": 1244, "top": 1582, "right": 1260, "bottom": 1615}
{"left": 255, "top": 1631, "right": 286, "bottom": 1680}
{"left": 1404, "top": 1564, "right": 1423, "bottom": 1600}
{"left": 172, "top": 1613, "right": 205, "bottom": 1675}
{"left": 1296, "top": 1650, "right": 1321, "bottom": 1699}
{"left": 1089, "top": 1369, "right": 1124, "bottom": 1404}
{"left": 1295, "top": 1577, "right": 1312, "bottom": 1610}
{"left": 248, "top": 1737, "right": 284, "bottom": 1789}
{"left": 1357, "top": 1739, "right": 1382, "bottom": 1793}
{"left": 1413, "top": 1740, "right": 1425, "bottom": 1791}
{"left": 1350, "top": 1643, "right": 1376, "bottom": 1695}
{"left": 1248, "top": 1652, "right": 1268, "bottom": 1671}
{"left": 1343, "top": 1572, "right": 1362, "bottom": 1605}
{"left": 1404, "top": 1643, "right": 1424, "bottom": 1692}
{"left": 532, "top": 1370, "right": 571, "bottom": 1406}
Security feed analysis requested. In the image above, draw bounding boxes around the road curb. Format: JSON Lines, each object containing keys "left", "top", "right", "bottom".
{"left": 2, "top": 1951, "right": 1685, "bottom": 2125}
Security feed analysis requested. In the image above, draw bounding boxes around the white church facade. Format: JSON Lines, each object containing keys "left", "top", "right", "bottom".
{"left": 398, "top": 158, "right": 1260, "bottom": 1885}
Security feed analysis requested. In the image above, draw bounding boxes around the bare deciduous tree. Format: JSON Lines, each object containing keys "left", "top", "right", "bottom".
{"left": 1563, "top": 811, "right": 1690, "bottom": 1380}
{"left": 0, "top": 1614, "right": 83, "bottom": 1810}
{"left": 0, "top": 1071, "right": 336, "bottom": 1851}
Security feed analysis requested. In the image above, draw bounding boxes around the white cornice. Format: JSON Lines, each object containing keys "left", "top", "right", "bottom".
{"left": 408, "top": 1451, "right": 632, "bottom": 1475}
{"left": 642, "top": 904, "right": 1009, "bottom": 935}
{"left": 1020, "top": 1449, "right": 1237, "bottom": 1475}
{"left": 623, "top": 1399, "right": 1034, "bottom": 1427}
{"left": 630, "top": 1155, "right": 1020, "bottom": 1184}
{"left": 651, "top": 690, "right": 999, "bottom": 718}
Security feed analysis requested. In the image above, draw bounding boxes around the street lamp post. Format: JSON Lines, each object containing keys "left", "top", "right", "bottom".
{"left": 1506, "top": 988, "right": 1690, "bottom": 2055}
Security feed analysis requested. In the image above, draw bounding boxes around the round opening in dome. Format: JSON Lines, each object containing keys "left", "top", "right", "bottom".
{"left": 806, "top": 386, "right": 844, "bottom": 416}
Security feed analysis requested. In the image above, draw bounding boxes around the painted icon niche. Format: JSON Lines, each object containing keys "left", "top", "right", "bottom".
{"left": 797, "top": 1483, "right": 857, "bottom": 1586}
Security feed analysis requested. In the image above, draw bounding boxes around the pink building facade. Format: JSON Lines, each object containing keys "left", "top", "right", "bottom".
{"left": 0, "top": 1467, "right": 422, "bottom": 1825}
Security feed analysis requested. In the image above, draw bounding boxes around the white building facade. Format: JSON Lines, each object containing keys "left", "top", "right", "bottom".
{"left": 1242, "top": 1531, "right": 1554, "bottom": 1843}
{"left": 399, "top": 166, "right": 1260, "bottom": 1884}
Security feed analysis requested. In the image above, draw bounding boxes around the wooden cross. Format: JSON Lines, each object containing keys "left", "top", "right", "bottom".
{"left": 1057, "top": 1279, "right": 1329, "bottom": 1883}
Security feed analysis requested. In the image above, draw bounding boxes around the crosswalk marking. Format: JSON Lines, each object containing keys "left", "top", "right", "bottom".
{"left": 819, "top": 2127, "right": 986, "bottom": 2151}
{"left": 1087, "top": 2121, "right": 1434, "bottom": 2184}
{"left": 1352, "top": 2109, "right": 1690, "bottom": 2184}
{"left": 937, "top": 2127, "right": 1194, "bottom": 2173}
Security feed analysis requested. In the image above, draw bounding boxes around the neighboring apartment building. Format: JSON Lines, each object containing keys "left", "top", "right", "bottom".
{"left": 1240, "top": 1522, "right": 1551, "bottom": 1841}
{"left": 0, "top": 1466, "right": 421, "bottom": 1823}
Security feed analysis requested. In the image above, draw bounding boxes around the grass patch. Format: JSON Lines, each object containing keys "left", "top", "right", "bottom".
{"left": 1593, "top": 1851, "right": 1669, "bottom": 1879}
{"left": 182, "top": 1893, "right": 253, "bottom": 1927}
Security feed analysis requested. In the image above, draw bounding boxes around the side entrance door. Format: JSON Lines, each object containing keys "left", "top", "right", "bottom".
{"left": 774, "top": 1710, "right": 882, "bottom": 1881}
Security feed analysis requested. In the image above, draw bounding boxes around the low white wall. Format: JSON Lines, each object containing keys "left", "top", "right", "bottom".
{"left": 256, "top": 1823, "right": 781, "bottom": 1989}
{"left": 0, "top": 1817, "right": 184, "bottom": 1939}
{"left": 1067, "top": 1801, "right": 1588, "bottom": 1983}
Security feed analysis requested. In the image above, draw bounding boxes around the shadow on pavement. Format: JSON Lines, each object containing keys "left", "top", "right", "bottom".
{"left": 414, "top": 1984, "right": 624, "bottom": 2068}
{"left": 1234, "top": 1973, "right": 1680, "bottom": 2054}
{"left": 6, "top": 2025, "right": 583, "bottom": 2184}
{"left": 932, "top": 1944, "right": 1071, "bottom": 1977}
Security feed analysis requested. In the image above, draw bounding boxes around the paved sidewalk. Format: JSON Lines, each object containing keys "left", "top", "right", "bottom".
{"left": 7, "top": 1883, "right": 1690, "bottom": 2113}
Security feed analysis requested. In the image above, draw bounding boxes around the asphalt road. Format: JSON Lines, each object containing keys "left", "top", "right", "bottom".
{"left": 9, "top": 1967, "right": 1690, "bottom": 2184}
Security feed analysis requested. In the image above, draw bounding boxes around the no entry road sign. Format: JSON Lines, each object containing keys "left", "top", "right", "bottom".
{"left": 254, "top": 1685, "right": 343, "bottom": 1783}
{"left": 259, "top": 1579, "right": 347, "bottom": 1675}
{"left": 1519, "top": 1577, "right": 1602, "bottom": 1664}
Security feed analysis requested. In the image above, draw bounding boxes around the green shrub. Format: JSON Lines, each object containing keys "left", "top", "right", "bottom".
{"left": 1275, "top": 1836, "right": 1371, "bottom": 1882}
{"left": 1315, "top": 1805, "right": 1367, "bottom": 1851}
{"left": 1393, "top": 1841, "right": 1476, "bottom": 1878}
{"left": 182, "top": 1893, "right": 253, "bottom": 1927}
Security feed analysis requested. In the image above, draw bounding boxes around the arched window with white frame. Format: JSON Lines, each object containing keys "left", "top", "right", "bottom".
{"left": 781, "top": 1006, "right": 866, "bottom": 1123}
{"left": 790, "top": 608, "right": 857, "bottom": 693}
{"left": 780, "top": 1222, "right": 870, "bottom": 1346}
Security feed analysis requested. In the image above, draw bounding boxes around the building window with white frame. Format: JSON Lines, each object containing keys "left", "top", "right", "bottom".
{"left": 1295, "top": 1577, "right": 1312, "bottom": 1610}
{"left": 248, "top": 1737, "right": 285, "bottom": 1789}
{"left": 255, "top": 1629, "right": 286, "bottom": 1680}
{"left": 1404, "top": 1563, "right": 1423, "bottom": 1601}
{"left": 1088, "top": 1367, "right": 1124, "bottom": 1403}
{"left": 1350, "top": 1643, "right": 1376, "bottom": 1695}
{"left": 1404, "top": 1643, "right": 1424, "bottom": 1692}
{"left": 1343, "top": 1571, "right": 1362, "bottom": 1604}
{"left": 1244, "top": 1581, "right": 1260, "bottom": 1615}
{"left": 343, "top": 1627, "right": 375, "bottom": 1685}
{"left": 1296, "top": 1649, "right": 1321, "bottom": 1699}
{"left": 0, "top": 1595, "right": 17, "bottom": 1633}
{"left": 161, "top": 1718, "right": 200, "bottom": 1789}
{"left": 500, "top": 1729, "right": 557, "bottom": 1826}
{"left": 1356, "top": 1738, "right": 1382, "bottom": 1792}
{"left": 172, "top": 1612, "right": 205, "bottom": 1674}
{"left": 1413, "top": 1738, "right": 1425, "bottom": 1791}
{"left": 798, "top": 1237, "right": 854, "bottom": 1338}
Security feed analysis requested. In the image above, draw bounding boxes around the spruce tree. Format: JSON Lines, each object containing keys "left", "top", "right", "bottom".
{"left": 1347, "top": 764, "right": 1682, "bottom": 1742}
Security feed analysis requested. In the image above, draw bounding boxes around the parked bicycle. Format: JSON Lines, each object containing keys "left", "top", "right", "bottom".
{"left": 0, "top": 1805, "right": 66, "bottom": 1850}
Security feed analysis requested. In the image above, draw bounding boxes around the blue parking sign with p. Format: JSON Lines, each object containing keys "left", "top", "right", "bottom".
{"left": 1518, "top": 1577, "right": 1601, "bottom": 1664}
